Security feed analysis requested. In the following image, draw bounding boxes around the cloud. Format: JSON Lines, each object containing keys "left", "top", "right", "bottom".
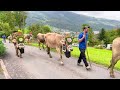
{"left": 71, "top": 11, "right": 120, "bottom": 21}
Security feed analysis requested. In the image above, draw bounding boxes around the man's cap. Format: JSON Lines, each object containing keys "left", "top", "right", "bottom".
{"left": 83, "top": 26, "right": 90, "bottom": 30}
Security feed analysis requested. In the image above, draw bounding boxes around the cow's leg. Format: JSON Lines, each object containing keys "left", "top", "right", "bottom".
{"left": 47, "top": 46, "right": 52, "bottom": 58}
{"left": 38, "top": 42, "right": 41, "bottom": 50}
{"left": 42, "top": 44, "right": 45, "bottom": 50}
{"left": 28, "top": 39, "right": 30, "bottom": 44}
{"left": 16, "top": 47, "right": 19, "bottom": 57}
{"left": 56, "top": 47, "right": 64, "bottom": 65}
{"left": 109, "top": 58, "right": 119, "bottom": 78}
{"left": 60, "top": 46, "right": 64, "bottom": 65}
{"left": 20, "top": 51, "right": 22, "bottom": 58}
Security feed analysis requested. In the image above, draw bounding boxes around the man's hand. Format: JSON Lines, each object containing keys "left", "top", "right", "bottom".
{"left": 78, "top": 34, "right": 86, "bottom": 43}
{"left": 82, "top": 34, "right": 86, "bottom": 39}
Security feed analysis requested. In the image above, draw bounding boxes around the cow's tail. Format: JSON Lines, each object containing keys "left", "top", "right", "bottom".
{"left": 108, "top": 60, "right": 112, "bottom": 70}
{"left": 108, "top": 64, "right": 112, "bottom": 70}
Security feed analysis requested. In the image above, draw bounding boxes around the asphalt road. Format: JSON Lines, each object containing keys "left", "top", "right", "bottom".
{"left": 2, "top": 41, "right": 120, "bottom": 79}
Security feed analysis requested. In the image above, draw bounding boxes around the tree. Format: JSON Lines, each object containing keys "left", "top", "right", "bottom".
{"left": 28, "top": 24, "right": 43, "bottom": 38}
{"left": 88, "top": 27, "right": 95, "bottom": 46}
{"left": 13, "top": 11, "right": 27, "bottom": 29}
{"left": 28, "top": 24, "right": 52, "bottom": 38}
{"left": 0, "top": 22, "right": 11, "bottom": 37}
{"left": 116, "top": 28, "right": 120, "bottom": 36}
{"left": 98, "top": 28, "right": 106, "bottom": 41}
{"left": 104, "top": 32, "right": 111, "bottom": 47}
{"left": 0, "top": 11, "right": 16, "bottom": 29}
{"left": 42, "top": 25, "right": 51, "bottom": 34}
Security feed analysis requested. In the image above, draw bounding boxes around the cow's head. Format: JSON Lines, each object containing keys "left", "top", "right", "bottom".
{"left": 61, "top": 37, "right": 73, "bottom": 58}
{"left": 29, "top": 34, "right": 33, "bottom": 37}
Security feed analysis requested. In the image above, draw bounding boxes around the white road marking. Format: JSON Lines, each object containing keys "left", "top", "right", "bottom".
{"left": 0, "top": 59, "right": 12, "bottom": 79}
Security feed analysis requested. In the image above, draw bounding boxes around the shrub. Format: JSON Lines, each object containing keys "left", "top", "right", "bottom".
{"left": 94, "top": 45, "right": 105, "bottom": 49}
{"left": 0, "top": 40, "right": 6, "bottom": 56}
{"left": 0, "top": 31, "right": 5, "bottom": 38}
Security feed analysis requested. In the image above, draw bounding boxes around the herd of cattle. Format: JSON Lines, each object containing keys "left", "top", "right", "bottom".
{"left": 6, "top": 31, "right": 120, "bottom": 78}
{"left": 7, "top": 31, "right": 73, "bottom": 65}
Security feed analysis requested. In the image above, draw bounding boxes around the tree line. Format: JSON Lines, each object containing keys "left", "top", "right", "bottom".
{"left": 0, "top": 11, "right": 119, "bottom": 47}
{"left": 0, "top": 11, "right": 51, "bottom": 38}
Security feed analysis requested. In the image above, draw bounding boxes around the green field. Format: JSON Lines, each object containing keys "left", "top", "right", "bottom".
{"left": 26, "top": 42, "right": 120, "bottom": 70}
{"left": 73, "top": 47, "right": 120, "bottom": 70}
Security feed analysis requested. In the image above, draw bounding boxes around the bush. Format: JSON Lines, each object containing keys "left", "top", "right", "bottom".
{"left": 24, "top": 28, "right": 31, "bottom": 34}
{"left": 94, "top": 45, "right": 105, "bottom": 49}
{"left": 0, "top": 40, "right": 6, "bottom": 56}
{"left": 0, "top": 22, "right": 11, "bottom": 37}
{"left": 0, "top": 31, "right": 5, "bottom": 38}
{"left": 73, "top": 38, "right": 78, "bottom": 43}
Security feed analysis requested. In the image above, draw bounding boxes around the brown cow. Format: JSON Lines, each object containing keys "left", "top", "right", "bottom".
{"left": 37, "top": 33, "right": 45, "bottom": 50}
{"left": 108, "top": 37, "right": 120, "bottom": 78}
{"left": 12, "top": 32, "right": 25, "bottom": 58}
{"left": 44, "top": 33, "right": 73, "bottom": 65}
{"left": 24, "top": 34, "right": 33, "bottom": 44}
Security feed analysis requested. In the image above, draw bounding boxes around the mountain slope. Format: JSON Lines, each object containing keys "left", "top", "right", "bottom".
{"left": 26, "top": 11, "right": 120, "bottom": 32}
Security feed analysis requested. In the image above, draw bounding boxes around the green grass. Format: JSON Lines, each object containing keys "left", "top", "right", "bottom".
{"left": 0, "top": 38, "right": 6, "bottom": 56}
{"left": 71, "top": 47, "right": 120, "bottom": 70}
{"left": 27, "top": 42, "right": 120, "bottom": 71}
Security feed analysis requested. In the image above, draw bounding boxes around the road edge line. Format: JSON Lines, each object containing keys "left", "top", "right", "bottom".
{"left": 0, "top": 59, "right": 12, "bottom": 79}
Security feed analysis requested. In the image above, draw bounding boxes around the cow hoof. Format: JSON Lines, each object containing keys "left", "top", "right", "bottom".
{"left": 49, "top": 55, "right": 52, "bottom": 58}
{"left": 20, "top": 56, "right": 23, "bottom": 58}
{"left": 110, "top": 74, "right": 115, "bottom": 78}
{"left": 50, "top": 56, "right": 52, "bottom": 58}
{"left": 60, "top": 62, "right": 64, "bottom": 65}
{"left": 16, "top": 55, "right": 19, "bottom": 57}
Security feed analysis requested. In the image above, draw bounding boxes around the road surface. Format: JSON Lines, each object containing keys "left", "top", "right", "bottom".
{"left": 1, "top": 41, "right": 120, "bottom": 79}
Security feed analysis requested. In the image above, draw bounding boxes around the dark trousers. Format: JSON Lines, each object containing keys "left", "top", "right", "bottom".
{"left": 78, "top": 48, "right": 88, "bottom": 67}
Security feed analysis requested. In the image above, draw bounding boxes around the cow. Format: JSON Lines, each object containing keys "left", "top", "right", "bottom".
{"left": 37, "top": 33, "right": 45, "bottom": 50}
{"left": 44, "top": 33, "right": 73, "bottom": 65}
{"left": 24, "top": 34, "right": 33, "bottom": 44}
{"left": 12, "top": 31, "right": 25, "bottom": 58}
{"left": 108, "top": 37, "right": 120, "bottom": 78}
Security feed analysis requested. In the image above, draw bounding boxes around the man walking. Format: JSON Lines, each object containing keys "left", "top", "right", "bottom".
{"left": 77, "top": 26, "right": 91, "bottom": 70}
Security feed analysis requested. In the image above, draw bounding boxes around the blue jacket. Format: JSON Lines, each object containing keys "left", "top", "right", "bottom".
{"left": 78, "top": 32, "right": 88, "bottom": 49}
{"left": 2, "top": 35, "right": 6, "bottom": 39}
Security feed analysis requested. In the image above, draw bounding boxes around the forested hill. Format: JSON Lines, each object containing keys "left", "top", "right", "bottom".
{"left": 26, "top": 11, "right": 120, "bottom": 32}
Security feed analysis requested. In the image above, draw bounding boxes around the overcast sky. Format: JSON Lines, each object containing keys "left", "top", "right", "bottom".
{"left": 71, "top": 11, "right": 120, "bottom": 21}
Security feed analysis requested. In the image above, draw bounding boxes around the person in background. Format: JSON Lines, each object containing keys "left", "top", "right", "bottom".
{"left": 77, "top": 26, "right": 91, "bottom": 70}
{"left": 2, "top": 34, "right": 6, "bottom": 43}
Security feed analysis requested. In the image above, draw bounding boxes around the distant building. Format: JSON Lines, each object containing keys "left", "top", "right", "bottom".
{"left": 93, "top": 31, "right": 99, "bottom": 34}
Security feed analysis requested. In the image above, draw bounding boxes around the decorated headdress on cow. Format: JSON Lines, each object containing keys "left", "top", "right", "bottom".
{"left": 64, "top": 32, "right": 73, "bottom": 45}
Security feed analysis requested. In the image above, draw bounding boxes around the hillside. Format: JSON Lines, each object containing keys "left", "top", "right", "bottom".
{"left": 25, "top": 11, "right": 120, "bottom": 32}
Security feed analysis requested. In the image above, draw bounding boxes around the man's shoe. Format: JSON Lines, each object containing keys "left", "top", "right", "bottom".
{"left": 77, "top": 63, "right": 83, "bottom": 66}
{"left": 86, "top": 66, "right": 91, "bottom": 70}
